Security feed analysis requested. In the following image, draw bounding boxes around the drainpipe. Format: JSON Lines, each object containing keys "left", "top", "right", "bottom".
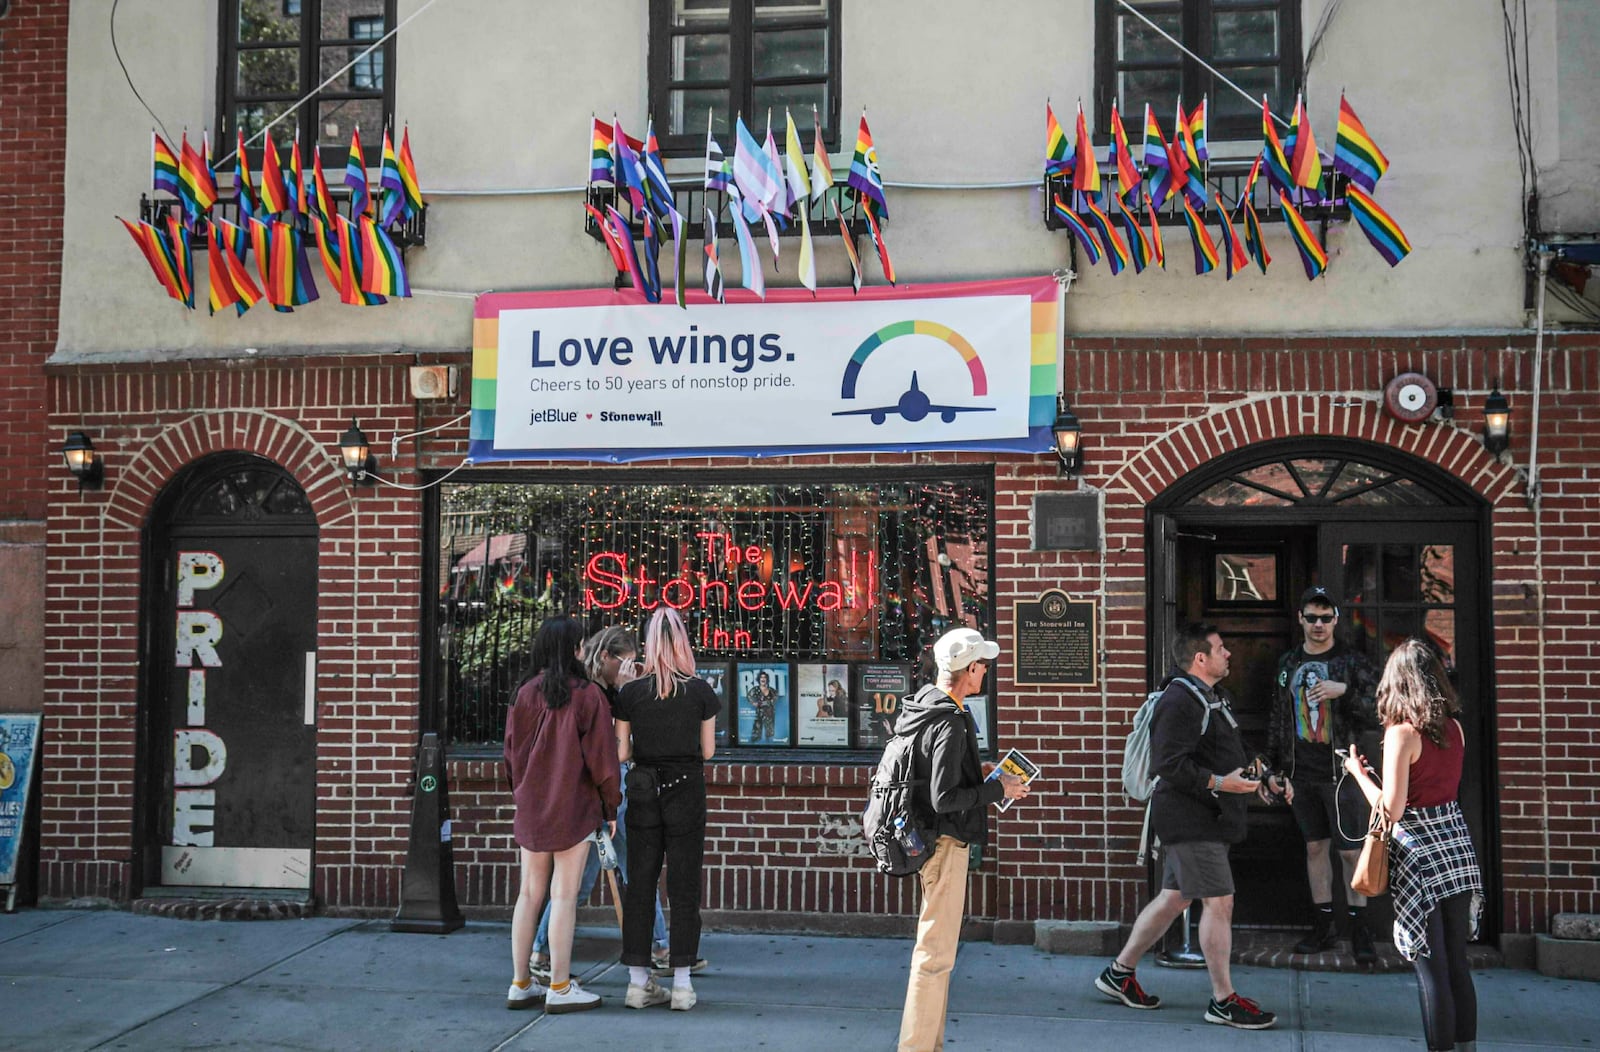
{"left": 1530, "top": 249, "right": 1551, "bottom": 892}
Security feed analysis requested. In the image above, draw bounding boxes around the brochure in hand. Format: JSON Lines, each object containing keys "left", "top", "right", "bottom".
{"left": 985, "top": 748, "right": 1042, "bottom": 813}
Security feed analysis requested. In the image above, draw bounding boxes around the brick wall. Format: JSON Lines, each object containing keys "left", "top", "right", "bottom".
{"left": 0, "top": 0, "right": 69, "bottom": 713}
{"left": 42, "top": 334, "right": 1600, "bottom": 936}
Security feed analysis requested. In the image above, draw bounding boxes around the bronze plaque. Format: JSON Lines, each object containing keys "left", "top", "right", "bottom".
{"left": 1013, "top": 588, "right": 1097, "bottom": 686}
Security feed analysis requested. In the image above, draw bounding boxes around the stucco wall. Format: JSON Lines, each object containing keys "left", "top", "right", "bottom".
{"left": 59, "top": 0, "right": 1562, "bottom": 356}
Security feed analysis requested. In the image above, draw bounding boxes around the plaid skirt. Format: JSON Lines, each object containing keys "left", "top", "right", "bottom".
{"left": 1390, "top": 800, "right": 1483, "bottom": 961}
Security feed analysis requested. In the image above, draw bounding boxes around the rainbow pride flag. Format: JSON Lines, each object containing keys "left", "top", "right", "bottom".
{"left": 1081, "top": 193, "right": 1129, "bottom": 275}
{"left": 267, "top": 220, "right": 317, "bottom": 307}
{"left": 311, "top": 148, "right": 338, "bottom": 224}
{"left": 1145, "top": 187, "right": 1166, "bottom": 268}
{"left": 1188, "top": 97, "right": 1209, "bottom": 164}
{"left": 233, "top": 130, "right": 257, "bottom": 242}
{"left": 152, "top": 133, "right": 181, "bottom": 197}
{"left": 1347, "top": 186, "right": 1412, "bottom": 266}
{"left": 119, "top": 217, "right": 185, "bottom": 303}
{"left": 1287, "top": 94, "right": 1323, "bottom": 190}
{"left": 163, "top": 213, "right": 195, "bottom": 308}
{"left": 1261, "top": 97, "right": 1295, "bottom": 194}
{"left": 1334, "top": 94, "right": 1389, "bottom": 193}
{"left": 214, "top": 219, "right": 261, "bottom": 314}
{"left": 286, "top": 136, "right": 304, "bottom": 221}
{"left": 359, "top": 214, "right": 411, "bottom": 296}
{"left": 335, "top": 214, "right": 386, "bottom": 306}
{"left": 1108, "top": 102, "right": 1140, "bottom": 206}
{"left": 247, "top": 218, "right": 291, "bottom": 311}
{"left": 398, "top": 127, "right": 424, "bottom": 219}
{"left": 1143, "top": 105, "right": 1175, "bottom": 207}
{"left": 590, "top": 117, "right": 615, "bottom": 186}
{"left": 829, "top": 196, "right": 861, "bottom": 293}
{"left": 379, "top": 127, "right": 406, "bottom": 227}
{"left": 863, "top": 199, "right": 895, "bottom": 285}
{"left": 846, "top": 113, "right": 888, "bottom": 218}
{"left": 259, "top": 136, "right": 289, "bottom": 216}
{"left": 1213, "top": 193, "right": 1249, "bottom": 280}
{"left": 1045, "top": 103, "right": 1071, "bottom": 177}
{"left": 1051, "top": 194, "right": 1101, "bottom": 266}
{"left": 1072, "top": 102, "right": 1101, "bottom": 201}
{"left": 345, "top": 127, "right": 370, "bottom": 218}
{"left": 207, "top": 224, "right": 241, "bottom": 316}
{"left": 1279, "top": 191, "right": 1328, "bottom": 279}
{"left": 1180, "top": 196, "right": 1218, "bottom": 275}
{"left": 1241, "top": 196, "right": 1271, "bottom": 274}
{"left": 177, "top": 133, "right": 212, "bottom": 227}
{"left": 584, "top": 202, "right": 629, "bottom": 275}
{"left": 1172, "top": 101, "right": 1207, "bottom": 208}
{"left": 809, "top": 106, "right": 833, "bottom": 202}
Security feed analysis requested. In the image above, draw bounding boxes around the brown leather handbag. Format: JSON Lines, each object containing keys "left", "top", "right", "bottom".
{"left": 1352, "top": 809, "right": 1393, "bottom": 897}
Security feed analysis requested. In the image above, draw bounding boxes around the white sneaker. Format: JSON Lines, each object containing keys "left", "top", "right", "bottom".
{"left": 506, "top": 980, "right": 546, "bottom": 1010}
{"left": 625, "top": 978, "right": 672, "bottom": 1009}
{"left": 671, "top": 983, "right": 697, "bottom": 1011}
{"left": 545, "top": 978, "right": 602, "bottom": 1014}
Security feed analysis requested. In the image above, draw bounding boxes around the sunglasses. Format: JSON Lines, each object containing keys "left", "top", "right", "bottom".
{"left": 1301, "top": 613, "right": 1336, "bottom": 624}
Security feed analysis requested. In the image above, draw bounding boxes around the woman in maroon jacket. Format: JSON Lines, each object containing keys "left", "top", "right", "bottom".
{"left": 504, "top": 618, "right": 622, "bottom": 1013}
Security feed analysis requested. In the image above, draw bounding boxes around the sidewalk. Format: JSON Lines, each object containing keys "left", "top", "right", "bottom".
{"left": 3, "top": 907, "right": 1596, "bottom": 1051}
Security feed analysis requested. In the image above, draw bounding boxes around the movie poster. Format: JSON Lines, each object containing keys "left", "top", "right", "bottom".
{"left": 736, "top": 662, "right": 790, "bottom": 746}
{"left": 854, "top": 663, "right": 911, "bottom": 749}
{"left": 696, "top": 663, "right": 731, "bottom": 746}
{"left": 796, "top": 662, "right": 850, "bottom": 747}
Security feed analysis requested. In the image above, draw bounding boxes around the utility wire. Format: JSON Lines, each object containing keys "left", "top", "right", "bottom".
{"left": 110, "top": 0, "right": 174, "bottom": 144}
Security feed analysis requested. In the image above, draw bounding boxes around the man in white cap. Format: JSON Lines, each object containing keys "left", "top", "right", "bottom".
{"left": 897, "top": 628, "right": 1029, "bottom": 1052}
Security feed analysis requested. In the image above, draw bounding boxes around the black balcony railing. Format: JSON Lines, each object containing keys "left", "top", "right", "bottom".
{"left": 138, "top": 190, "right": 427, "bottom": 252}
{"left": 1042, "top": 160, "right": 1350, "bottom": 232}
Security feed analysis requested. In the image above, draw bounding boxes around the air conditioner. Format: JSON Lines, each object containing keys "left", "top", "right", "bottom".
{"left": 409, "top": 365, "right": 459, "bottom": 400}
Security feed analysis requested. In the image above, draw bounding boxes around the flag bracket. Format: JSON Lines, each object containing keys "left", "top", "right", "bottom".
{"left": 139, "top": 193, "right": 428, "bottom": 254}
{"left": 583, "top": 184, "right": 867, "bottom": 251}
{"left": 1041, "top": 163, "right": 1350, "bottom": 231}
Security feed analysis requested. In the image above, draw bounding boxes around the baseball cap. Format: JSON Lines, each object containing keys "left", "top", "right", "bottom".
{"left": 933, "top": 628, "right": 1000, "bottom": 672}
{"left": 1300, "top": 586, "right": 1339, "bottom": 613}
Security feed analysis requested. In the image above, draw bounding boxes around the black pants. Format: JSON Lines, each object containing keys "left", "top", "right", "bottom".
{"left": 622, "top": 767, "right": 707, "bottom": 969}
{"left": 1413, "top": 892, "right": 1478, "bottom": 1050}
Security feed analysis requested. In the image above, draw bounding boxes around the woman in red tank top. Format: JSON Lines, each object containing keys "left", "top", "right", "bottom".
{"left": 1344, "top": 639, "right": 1482, "bottom": 1052}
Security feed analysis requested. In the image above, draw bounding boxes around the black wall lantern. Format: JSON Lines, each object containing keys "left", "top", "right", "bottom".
{"left": 1482, "top": 386, "right": 1510, "bottom": 455}
{"left": 62, "top": 431, "right": 104, "bottom": 490}
{"left": 338, "top": 419, "right": 379, "bottom": 484}
{"left": 1051, "top": 399, "right": 1083, "bottom": 475}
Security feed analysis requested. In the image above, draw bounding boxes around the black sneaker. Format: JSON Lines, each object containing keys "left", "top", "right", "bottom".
{"left": 1095, "top": 964, "right": 1161, "bottom": 1009}
{"left": 1205, "top": 992, "right": 1277, "bottom": 1030}
{"left": 1292, "top": 914, "right": 1339, "bottom": 954}
{"left": 1351, "top": 919, "right": 1378, "bottom": 965}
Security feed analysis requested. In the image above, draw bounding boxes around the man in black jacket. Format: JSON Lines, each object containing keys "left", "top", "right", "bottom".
{"left": 1094, "top": 623, "right": 1277, "bottom": 1030}
{"left": 897, "top": 628, "right": 1028, "bottom": 1052}
{"left": 1264, "top": 586, "right": 1380, "bottom": 960}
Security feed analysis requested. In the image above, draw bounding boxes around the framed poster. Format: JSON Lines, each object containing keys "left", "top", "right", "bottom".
{"left": 854, "top": 663, "right": 911, "bottom": 750}
{"left": 964, "top": 696, "right": 992, "bottom": 753}
{"left": 0, "top": 714, "right": 42, "bottom": 905}
{"left": 796, "top": 663, "right": 850, "bottom": 747}
{"left": 736, "top": 662, "right": 791, "bottom": 746}
{"left": 696, "top": 663, "right": 732, "bottom": 746}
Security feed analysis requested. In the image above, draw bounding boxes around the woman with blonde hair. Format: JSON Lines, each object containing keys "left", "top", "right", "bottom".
{"left": 613, "top": 607, "right": 720, "bottom": 1011}
{"left": 503, "top": 617, "right": 620, "bottom": 1013}
{"left": 1344, "top": 639, "right": 1482, "bottom": 1052}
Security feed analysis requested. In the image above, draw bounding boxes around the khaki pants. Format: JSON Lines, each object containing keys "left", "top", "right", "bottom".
{"left": 898, "top": 835, "right": 969, "bottom": 1052}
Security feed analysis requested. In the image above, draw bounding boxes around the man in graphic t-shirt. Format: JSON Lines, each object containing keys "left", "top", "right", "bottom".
{"left": 1264, "top": 586, "right": 1380, "bottom": 962}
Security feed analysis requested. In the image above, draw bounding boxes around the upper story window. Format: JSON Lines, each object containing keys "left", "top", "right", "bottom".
{"left": 218, "top": 0, "right": 396, "bottom": 165}
{"left": 1095, "top": 0, "right": 1300, "bottom": 143}
{"left": 648, "top": 0, "right": 841, "bottom": 157}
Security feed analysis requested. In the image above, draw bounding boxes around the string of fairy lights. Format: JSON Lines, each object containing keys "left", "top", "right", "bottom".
{"left": 436, "top": 478, "right": 992, "bottom": 745}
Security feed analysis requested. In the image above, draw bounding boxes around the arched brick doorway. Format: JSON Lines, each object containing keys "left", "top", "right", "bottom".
{"left": 136, "top": 454, "right": 320, "bottom": 895}
{"left": 1148, "top": 437, "right": 1496, "bottom": 936}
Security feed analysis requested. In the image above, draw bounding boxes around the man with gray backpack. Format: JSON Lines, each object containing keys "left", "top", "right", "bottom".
{"left": 1095, "top": 622, "right": 1279, "bottom": 1030}
{"left": 894, "top": 628, "right": 1028, "bottom": 1052}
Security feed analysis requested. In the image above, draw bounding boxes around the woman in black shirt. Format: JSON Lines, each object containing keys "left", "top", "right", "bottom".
{"left": 613, "top": 607, "right": 720, "bottom": 1011}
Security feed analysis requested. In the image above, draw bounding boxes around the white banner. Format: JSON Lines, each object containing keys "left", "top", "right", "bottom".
{"left": 478, "top": 280, "right": 1054, "bottom": 456}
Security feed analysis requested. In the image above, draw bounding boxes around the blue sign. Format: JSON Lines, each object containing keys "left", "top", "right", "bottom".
{"left": 0, "top": 714, "right": 42, "bottom": 888}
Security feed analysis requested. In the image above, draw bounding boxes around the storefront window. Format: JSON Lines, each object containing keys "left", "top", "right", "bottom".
{"left": 429, "top": 470, "right": 994, "bottom": 753}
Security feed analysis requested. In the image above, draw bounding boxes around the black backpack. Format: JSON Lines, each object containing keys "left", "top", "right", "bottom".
{"left": 863, "top": 715, "right": 953, "bottom": 877}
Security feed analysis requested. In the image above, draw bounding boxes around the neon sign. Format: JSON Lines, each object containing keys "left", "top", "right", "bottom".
{"left": 582, "top": 531, "right": 879, "bottom": 650}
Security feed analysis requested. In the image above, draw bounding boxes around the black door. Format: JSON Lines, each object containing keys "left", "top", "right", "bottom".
{"left": 1150, "top": 443, "right": 1494, "bottom": 931}
{"left": 142, "top": 459, "right": 318, "bottom": 891}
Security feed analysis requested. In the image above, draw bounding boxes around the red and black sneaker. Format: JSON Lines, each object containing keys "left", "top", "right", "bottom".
{"left": 1094, "top": 964, "right": 1161, "bottom": 1010}
{"left": 1205, "top": 992, "right": 1277, "bottom": 1029}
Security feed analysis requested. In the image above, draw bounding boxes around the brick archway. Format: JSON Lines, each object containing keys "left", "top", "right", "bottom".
{"left": 100, "top": 409, "right": 355, "bottom": 533}
{"left": 1105, "top": 394, "right": 1522, "bottom": 508}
